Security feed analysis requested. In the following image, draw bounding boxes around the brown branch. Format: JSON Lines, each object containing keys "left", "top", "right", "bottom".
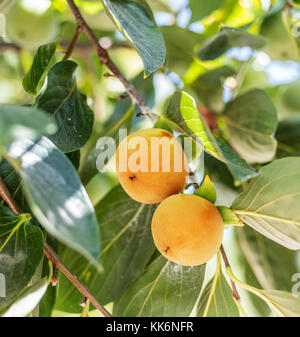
{"left": 66, "top": 0, "right": 154, "bottom": 120}
{"left": 0, "top": 177, "right": 22, "bottom": 215}
{"left": 220, "top": 244, "right": 241, "bottom": 302}
{"left": 44, "top": 242, "right": 112, "bottom": 317}
{"left": 63, "top": 25, "right": 83, "bottom": 60}
{"left": 0, "top": 176, "right": 112, "bottom": 317}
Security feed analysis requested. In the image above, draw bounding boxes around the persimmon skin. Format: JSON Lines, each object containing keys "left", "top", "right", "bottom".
{"left": 116, "top": 128, "right": 189, "bottom": 204}
{"left": 151, "top": 194, "right": 224, "bottom": 266}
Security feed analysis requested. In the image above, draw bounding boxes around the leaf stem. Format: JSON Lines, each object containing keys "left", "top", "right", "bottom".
{"left": 220, "top": 244, "right": 241, "bottom": 302}
{"left": 66, "top": 0, "right": 155, "bottom": 121}
{"left": 0, "top": 176, "right": 112, "bottom": 317}
{"left": 225, "top": 266, "right": 285, "bottom": 317}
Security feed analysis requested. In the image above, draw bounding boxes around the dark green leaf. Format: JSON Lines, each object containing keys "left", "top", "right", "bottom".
{"left": 191, "top": 66, "right": 235, "bottom": 113}
{"left": 0, "top": 206, "right": 44, "bottom": 313}
{"left": 102, "top": 0, "right": 166, "bottom": 75}
{"left": 35, "top": 60, "right": 94, "bottom": 153}
{"left": 223, "top": 89, "right": 278, "bottom": 164}
{"left": 114, "top": 256, "right": 206, "bottom": 317}
{"left": 197, "top": 27, "right": 265, "bottom": 60}
{"left": 55, "top": 185, "right": 156, "bottom": 312}
{"left": 275, "top": 116, "right": 300, "bottom": 158}
{"left": 0, "top": 105, "right": 56, "bottom": 151}
{"left": 66, "top": 150, "right": 81, "bottom": 170}
{"left": 7, "top": 136, "right": 100, "bottom": 265}
{"left": 232, "top": 157, "right": 300, "bottom": 250}
{"left": 22, "top": 43, "right": 56, "bottom": 94}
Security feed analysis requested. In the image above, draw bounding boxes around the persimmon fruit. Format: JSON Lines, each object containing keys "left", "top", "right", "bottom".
{"left": 116, "top": 128, "right": 189, "bottom": 204}
{"left": 151, "top": 194, "right": 224, "bottom": 266}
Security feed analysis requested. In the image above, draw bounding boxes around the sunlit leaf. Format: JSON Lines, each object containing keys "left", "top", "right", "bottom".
{"left": 102, "top": 0, "right": 166, "bottom": 75}
{"left": 7, "top": 136, "right": 100, "bottom": 265}
{"left": 22, "top": 43, "right": 56, "bottom": 95}
{"left": 232, "top": 157, "right": 300, "bottom": 250}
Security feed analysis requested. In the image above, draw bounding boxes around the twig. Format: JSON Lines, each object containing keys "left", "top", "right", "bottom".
{"left": 220, "top": 244, "right": 241, "bottom": 302}
{"left": 0, "top": 177, "right": 22, "bottom": 214}
{"left": 0, "top": 176, "right": 112, "bottom": 317}
{"left": 44, "top": 242, "right": 112, "bottom": 317}
{"left": 66, "top": 0, "right": 154, "bottom": 120}
{"left": 63, "top": 25, "right": 83, "bottom": 60}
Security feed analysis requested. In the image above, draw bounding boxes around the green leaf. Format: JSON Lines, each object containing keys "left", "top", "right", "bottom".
{"left": 7, "top": 136, "right": 100, "bottom": 266}
{"left": 80, "top": 101, "right": 134, "bottom": 185}
{"left": 194, "top": 175, "right": 217, "bottom": 204}
{"left": 160, "top": 26, "right": 205, "bottom": 75}
{"left": 66, "top": 150, "right": 81, "bottom": 170}
{"left": 236, "top": 226, "right": 298, "bottom": 291}
{"left": 189, "top": 0, "right": 225, "bottom": 23}
{"left": 232, "top": 157, "right": 300, "bottom": 250}
{"left": 0, "top": 206, "right": 44, "bottom": 313}
{"left": 275, "top": 116, "right": 300, "bottom": 158}
{"left": 217, "top": 206, "right": 243, "bottom": 228}
{"left": 55, "top": 185, "right": 156, "bottom": 312}
{"left": 114, "top": 256, "right": 206, "bottom": 317}
{"left": 197, "top": 27, "right": 266, "bottom": 60}
{"left": 215, "top": 139, "right": 259, "bottom": 185}
{"left": 0, "top": 160, "right": 26, "bottom": 211}
{"left": 259, "top": 290, "right": 300, "bottom": 317}
{"left": 22, "top": 43, "right": 56, "bottom": 95}
{"left": 163, "top": 91, "right": 258, "bottom": 184}
{"left": 197, "top": 258, "right": 239, "bottom": 317}
{"left": 35, "top": 60, "right": 94, "bottom": 153}
{"left": 1, "top": 277, "right": 48, "bottom": 317}
{"left": 0, "top": 105, "right": 56, "bottom": 152}
{"left": 231, "top": 229, "right": 272, "bottom": 316}
{"left": 102, "top": 0, "right": 166, "bottom": 76}
{"left": 223, "top": 89, "right": 278, "bottom": 164}
{"left": 191, "top": 66, "right": 235, "bottom": 113}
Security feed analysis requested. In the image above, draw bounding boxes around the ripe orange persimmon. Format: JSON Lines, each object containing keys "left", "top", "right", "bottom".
{"left": 151, "top": 194, "right": 224, "bottom": 266}
{"left": 116, "top": 128, "right": 189, "bottom": 204}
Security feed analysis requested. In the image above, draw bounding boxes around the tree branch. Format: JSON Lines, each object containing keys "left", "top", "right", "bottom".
{"left": 0, "top": 176, "right": 112, "bottom": 317}
{"left": 66, "top": 0, "right": 154, "bottom": 120}
{"left": 43, "top": 242, "right": 112, "bottom": 317}
{"left": 220, "top": 244, "right": 241, "bottom": 302}
{"left": 63, "top": 25, "right": 83, "bottom": 60}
